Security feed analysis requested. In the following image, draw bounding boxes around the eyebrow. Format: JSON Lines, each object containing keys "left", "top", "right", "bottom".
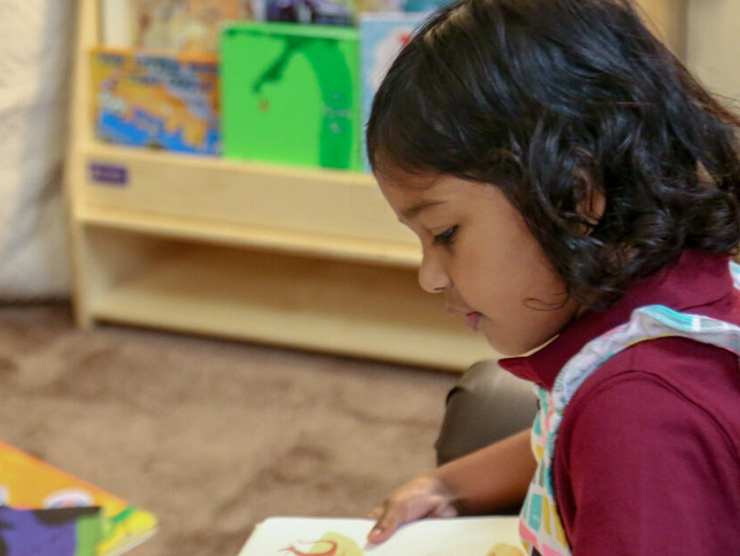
{"left": 401, "top": 200, "right": 445, "bottom": 220}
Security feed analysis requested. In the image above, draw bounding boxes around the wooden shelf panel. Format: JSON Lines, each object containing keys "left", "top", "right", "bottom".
{"left": 80, "top": 206, "right": 422, "bottom": 268}
{"left": 88, "top": 240, "right": 496, "bottom": 371}
{"left": 77, "top": 142, "right": 418, "bottom": 248}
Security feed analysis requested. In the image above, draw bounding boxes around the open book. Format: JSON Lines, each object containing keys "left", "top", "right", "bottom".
{"left": 239, "top": 516, "right": 524, "bottom": 555}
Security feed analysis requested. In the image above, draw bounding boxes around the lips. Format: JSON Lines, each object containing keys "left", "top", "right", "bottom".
{"left": 446, "top": 305, "right": 482, "bottom": 332}
{"left": 465, "top": 312, "right": 481, "bottom": 331}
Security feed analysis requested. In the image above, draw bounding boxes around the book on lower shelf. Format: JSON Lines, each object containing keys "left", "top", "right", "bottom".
{"left": 238, "top": 516, "right": 525, "bottom": 555}
{"left": 0, "top": 440, "right": 157, "bottom": 556}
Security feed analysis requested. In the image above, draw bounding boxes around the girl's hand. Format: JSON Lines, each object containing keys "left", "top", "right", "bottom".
{"left": 366, "top": 474, "right": 459, "bottom": 544}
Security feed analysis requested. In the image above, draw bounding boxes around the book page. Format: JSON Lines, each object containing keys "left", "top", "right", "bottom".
{"left": 239, "top": 516, "right": 524, "bottom": 556}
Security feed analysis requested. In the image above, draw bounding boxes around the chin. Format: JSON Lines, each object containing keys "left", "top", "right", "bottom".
{"left": 484, "top": 330, "right": 543, "bottom": 357}
{"left": 491, "top": 345, "right": 530, "bottom": 357}
{"left": 484, "top": 335, "right": 526, "bottom": 357}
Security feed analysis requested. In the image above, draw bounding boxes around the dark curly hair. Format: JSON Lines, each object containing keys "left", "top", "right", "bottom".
{"left": 367, "top": 0, "right": 740, "bottom": 310}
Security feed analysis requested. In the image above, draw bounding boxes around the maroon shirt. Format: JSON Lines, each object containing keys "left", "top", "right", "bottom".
{"left": 500, "top": 250, "right": 740, "bottom": 554}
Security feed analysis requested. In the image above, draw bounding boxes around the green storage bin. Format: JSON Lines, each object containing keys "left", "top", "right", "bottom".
{"left": 221, "top": 22, "right": 361, "bottom": 171}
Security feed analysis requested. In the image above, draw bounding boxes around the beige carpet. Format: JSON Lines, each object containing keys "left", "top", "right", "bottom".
{"left": 0, "top": 303, "right": 459, "bottom": 556}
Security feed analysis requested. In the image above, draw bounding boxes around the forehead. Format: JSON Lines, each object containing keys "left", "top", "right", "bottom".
{"left": 376, "top": 171, "right": 447, "bottom": 216}
{"left": 375, "top": 167, "right": 439, "bottom": 190}
{"left": 376, "top": 170, "right": 496, "bottom": 217}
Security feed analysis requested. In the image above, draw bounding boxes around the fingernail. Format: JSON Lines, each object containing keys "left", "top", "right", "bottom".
{"left": 371, "top": 526, "right": 384, "bottom": 536}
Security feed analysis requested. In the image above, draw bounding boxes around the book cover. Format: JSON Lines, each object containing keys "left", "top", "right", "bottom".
{"left": 263, "top": 0, "right": 357, "bottom": 26}
{"left": 91, "top": 48, "right": 221, "bottom": 155}
{"left": 221, "top": 22, "right": 361, "bottom": 171}
{"left": 355, "top": 0, "right": 405, "bottom": 13}
{"left": 0, "top": 506, "right": 102, "bottom": 556}
{"left": 359, "top": 12, "right": 424, "bottom": 171}
{"left": 129, "top": 0, "right": 252, "bottom": 52}
{"left": 238, "top": 516, "right": 525, "bottom": 555}
{"left": 0, "top": 441, "right": 157, "bottom": 556}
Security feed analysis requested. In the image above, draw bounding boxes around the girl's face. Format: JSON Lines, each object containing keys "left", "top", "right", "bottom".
{"left": 377, "top": 171, "right": 582, "bottom": 356}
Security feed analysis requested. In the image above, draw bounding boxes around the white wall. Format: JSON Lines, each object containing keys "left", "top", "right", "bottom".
{"left": 686, "top": 0, "right": 740, "bottom": 107}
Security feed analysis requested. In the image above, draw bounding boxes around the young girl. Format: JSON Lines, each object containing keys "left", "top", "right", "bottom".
{"left": 363, "top": 0, "right": 740, "bottom": 554}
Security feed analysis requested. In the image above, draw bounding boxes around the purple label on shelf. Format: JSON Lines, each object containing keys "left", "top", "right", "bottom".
{"left": 89, "top": 163, "right": 128, "bottom": 187}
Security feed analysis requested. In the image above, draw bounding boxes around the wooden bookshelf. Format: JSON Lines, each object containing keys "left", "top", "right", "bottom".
{"left": 65, "top": 0, "right": 503, "bottom": 370}
{"left": 64, "top": 0, "right": 686, "bottom": 371}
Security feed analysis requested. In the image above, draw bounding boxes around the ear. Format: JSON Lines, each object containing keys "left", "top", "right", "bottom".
{"left": 575, "top": 169, "right": 605, "bottom": 228}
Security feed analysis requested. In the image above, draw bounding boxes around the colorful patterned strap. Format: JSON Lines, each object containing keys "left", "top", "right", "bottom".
{"left": 520, "top": 260, "right": 740, "bottom": 555}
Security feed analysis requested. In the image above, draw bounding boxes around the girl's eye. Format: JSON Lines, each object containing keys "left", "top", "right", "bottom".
{"left": 433, "top": 226, "right": 458, "bottom": 246}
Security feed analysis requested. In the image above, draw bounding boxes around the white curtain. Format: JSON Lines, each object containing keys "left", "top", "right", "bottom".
{"left": 0, "top": 0, "right": 76, "bottom": 299}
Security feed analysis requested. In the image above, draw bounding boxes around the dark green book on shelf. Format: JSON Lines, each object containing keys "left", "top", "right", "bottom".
{"left": 221, "top": 22, "right": 361, "bottom": 171}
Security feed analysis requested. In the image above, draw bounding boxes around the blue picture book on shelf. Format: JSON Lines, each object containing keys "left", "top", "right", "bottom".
{"left": 360, "top": 12, "right": 425, "bottom": 172}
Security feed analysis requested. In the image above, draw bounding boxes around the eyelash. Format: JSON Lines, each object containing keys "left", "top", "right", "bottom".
{"left": 433, "top": 226, "right": 458, "bottom": 246}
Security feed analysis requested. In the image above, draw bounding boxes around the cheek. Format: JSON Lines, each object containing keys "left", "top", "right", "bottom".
{"left": 460, "top": 244, "right": 530, "bottom": 295}
{"left": 450, "top": 256, "right": 512, "bottom": 311}
{"left": 457, "top": 244, "right": 568, "bottom": 316}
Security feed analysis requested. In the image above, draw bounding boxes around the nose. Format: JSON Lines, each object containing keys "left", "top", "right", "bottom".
{"left": 418, "top": 249, "right": 449, "bottom": 293}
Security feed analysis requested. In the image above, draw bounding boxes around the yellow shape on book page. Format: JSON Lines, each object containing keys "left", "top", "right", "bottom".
{"left": 311, "top": 532, "right": 363, "bottom": 556}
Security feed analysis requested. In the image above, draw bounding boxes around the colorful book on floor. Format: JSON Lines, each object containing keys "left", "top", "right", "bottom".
{"left": 0, "top": 441, "right": 157, "bottom": 556}
{"left": 238, "top": 516, "right": 525, "bottom": 555}
{"left": 0, "top": 506, "right": 102, "bottom": 556}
